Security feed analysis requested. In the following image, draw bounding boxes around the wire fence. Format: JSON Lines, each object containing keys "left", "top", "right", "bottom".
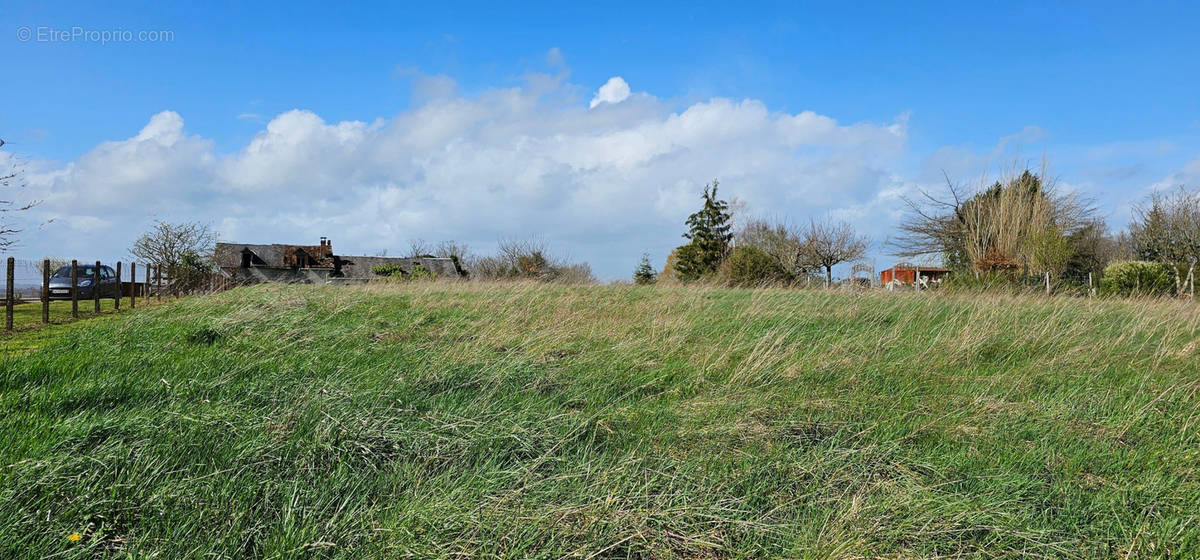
{"left": 4, "top": 257, "right": 154, "bottom": 296}
{"left": 1012, "top": 271, "right": 1098, "bottom": 297}
{"left": 2, "top": 256, "right": 231, "bottom": 333}
{"left": 869, "top": 268, "right": 1108, "bottom": 298}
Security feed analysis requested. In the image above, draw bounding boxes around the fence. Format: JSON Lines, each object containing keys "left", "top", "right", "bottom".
{"left": 1, "top": 257, "right": 227, "bottom": 332}
{"left": 1014, "top": 271, "right": 1099, "bottom": 298}
{"left": 872, "top": 268, "right": 1109, "bottom": 298}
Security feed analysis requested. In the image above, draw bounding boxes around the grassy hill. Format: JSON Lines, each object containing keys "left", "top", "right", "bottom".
{"left": 1, "top": 284, "right": 1197, "bottom": 559}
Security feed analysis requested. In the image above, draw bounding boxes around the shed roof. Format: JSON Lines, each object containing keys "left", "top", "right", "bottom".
{"left": 882, "top": 265, "right": 951, "bottom": 273}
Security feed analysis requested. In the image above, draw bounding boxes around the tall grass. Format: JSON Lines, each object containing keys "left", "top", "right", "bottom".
{"left": 0, "top": 283, "right": 1197, "bottom": 558}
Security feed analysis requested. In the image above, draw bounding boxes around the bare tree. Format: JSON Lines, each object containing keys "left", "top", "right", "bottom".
{"left": 0, "top": 139, "right": 40, "bottom": 249}
{"left": 131, "top": 221, "right": 218, "bottom": 294}
{"left": 1065, "top": 219, "right": 1129, "bottom": 276}
{"left": 1130, "top": 187, "right": 1200, "bottom": 295}
{"left": 736, "top": 218, "right": 810, "bottom": 276}
{"left": 799, "top": 219, "right": 868, "bottom": 287}
{"left": 727, "top": 196, "right": 750, "bottom": 234}
{"left": 473, "top": 238, "right": 594, "bottom": 284}
{"left": 407, "top": 238, "right": 432, "bottom": 258}
{"left": 891, "top": 166, "right": 1094, "bottom": 275}
{"left": 130, "top": 220, "right": 217, "bottom": 269}
{"left": 434, "top": 240, "right": 470, "bottom": 260}
{"left": 35, "top": 257, "right": 71, "bottom": 277}
{"left": 435, "top": 240, "right": 473, "bottom": 277}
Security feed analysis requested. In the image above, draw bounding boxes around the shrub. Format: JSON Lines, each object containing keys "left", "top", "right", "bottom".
{"left": 409, "top": 264, "right": 433, "bottom": 280}
{"left": 720, "top": 246, "right": 792, "bottom": 287}
{"left": 517, "top": 251, "right": 552, "bottom": 278}
{"left": 372, "top": 263, "right": 436, "bottom": 281}
{"left": 372, "top": 263, "right": 406, "bottom": 277}
{"left": 555, "top": 263, "right": 596, "bottom": 284}
{"left": 657, "top": 248, "right": 681, "bottom": 284}
{"left": 1100, "top": 261, "right": 1175, "bottom": 297}
{"left": 472, "top": 256, "right": 515, "bottom": 280}
{"left": 170, "top": 250, "right": 216, "bottom": 294}
{"left": 471, "top": 240, "right": 595, "bottom": 284}
{"left": 633, "top": 253, "right": 657, "bottom": 285}
{"left": 671, "top": 243, "right": 708, "bottom": 283}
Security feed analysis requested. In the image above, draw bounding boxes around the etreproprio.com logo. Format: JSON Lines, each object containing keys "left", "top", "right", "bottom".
{"left": 17, "top": 26, "right": 174, "bottom": 44}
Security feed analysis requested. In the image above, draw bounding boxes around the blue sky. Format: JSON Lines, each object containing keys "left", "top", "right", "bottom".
{"left": 3, "top": 1, "right": 1200, "bottom": 278}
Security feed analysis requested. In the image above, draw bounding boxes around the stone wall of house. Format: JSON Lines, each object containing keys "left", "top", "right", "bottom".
{"left": 221, "top": 267, "right": 334, "bottom": 285}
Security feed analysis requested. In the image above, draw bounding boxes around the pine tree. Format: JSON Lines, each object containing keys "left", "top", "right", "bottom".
{"left": 674, "top": 180, "right": 732, "bottom": 282}
{"left": 633, "top": 253, "right": 657, "bottom": 285}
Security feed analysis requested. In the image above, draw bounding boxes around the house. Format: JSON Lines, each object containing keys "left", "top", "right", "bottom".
{"left": 213, "top": 237, "right": 461, "bottom": 284}
{"left": 880, "top": 264, "right": 950, "bottom": 289}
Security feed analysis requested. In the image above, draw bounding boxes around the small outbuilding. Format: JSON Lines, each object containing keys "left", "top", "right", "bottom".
{"left": 880, "top": 264, "right": 950, "bottom": 289}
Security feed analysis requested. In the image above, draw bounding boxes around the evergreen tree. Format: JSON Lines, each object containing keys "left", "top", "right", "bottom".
{"left": 633, "top": 253, "right": 657, "bottom": 285}
{"left": 674, "top": 180, "right": 733, "bottom": 282}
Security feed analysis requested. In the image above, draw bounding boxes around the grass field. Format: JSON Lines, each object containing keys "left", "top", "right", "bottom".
{"left": 1, "top": 283, "right": 1197, "bottom": 558}
{"left": 1, "top": 297, "right": 164, "bottom": 355}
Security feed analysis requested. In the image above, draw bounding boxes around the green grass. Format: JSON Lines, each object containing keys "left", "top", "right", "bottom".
{"left": 1, "top": 283, "right": 1197, "bottom": 558}
{"left": 7, "top": 298, "right": 113, "bottom": 325}
{"left": 1, "top": 297, "right": 163, "bottom": 355}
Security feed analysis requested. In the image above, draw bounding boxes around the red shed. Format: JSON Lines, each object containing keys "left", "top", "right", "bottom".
{"left": 881, "top": 265, "right": 951, "bottom": 286}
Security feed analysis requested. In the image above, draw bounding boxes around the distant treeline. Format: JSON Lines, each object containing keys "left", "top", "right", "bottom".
{"left": 636, "top": 170, "right": 1199, "bottom": 298}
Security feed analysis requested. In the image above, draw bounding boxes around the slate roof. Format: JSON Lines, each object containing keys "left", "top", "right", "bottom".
{"left": 214, "top": 243, "right": 284, "bottom": 268}
{"left": 215, "top": 241, "right": 461, "bottom": 279}
{"left": 214, "top": 242, "right": 334, "bottom": 268}
{"left": 339, "top": 255, "right": 460, "bottom": 278}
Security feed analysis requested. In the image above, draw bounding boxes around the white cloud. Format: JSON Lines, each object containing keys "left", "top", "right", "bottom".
{"left": 40, "top": 110, "right": 216, "bottom": 209}
{"left": 1150, "top": 154, "right": 1200, "bottom": 192}
{"left": 411, "top": 74, "right": 459, "bottom": 104}
{"left": 590, "top": 76, "right": 631, "bottom": 108}
{"left": 7, "top": 71, "right": 925, "bottom": 277}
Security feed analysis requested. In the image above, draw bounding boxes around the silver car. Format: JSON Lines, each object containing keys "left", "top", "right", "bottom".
{"left": 47, "top": 264, "right": 120, "bottom": 300}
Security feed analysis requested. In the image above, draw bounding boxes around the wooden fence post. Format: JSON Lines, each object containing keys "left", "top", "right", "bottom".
{"left": 71, "top": 260, "right": 79, "bottom": 318}
{"left": 1044, "top": 271, "right": 1051, "bottom": 297}
{"left": 93, "top": 261, "right": 101, "bottom": 314}
{"left": 5, "top": 257, "right": 13, "bottom": 331}
{"left": 130, "top": 262, "right": 136, "bottom": 309}
{"left": 115, "top": 262, "right": 122, "bottom": 310}
{"left": 145, "top": 264, "right": 150, "bottom": 303}
{"left": 41, "top": 259, "right": 50, "bottom": 324}
{"left": 156, "top": 264, "right": 162, "bottom": 301}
